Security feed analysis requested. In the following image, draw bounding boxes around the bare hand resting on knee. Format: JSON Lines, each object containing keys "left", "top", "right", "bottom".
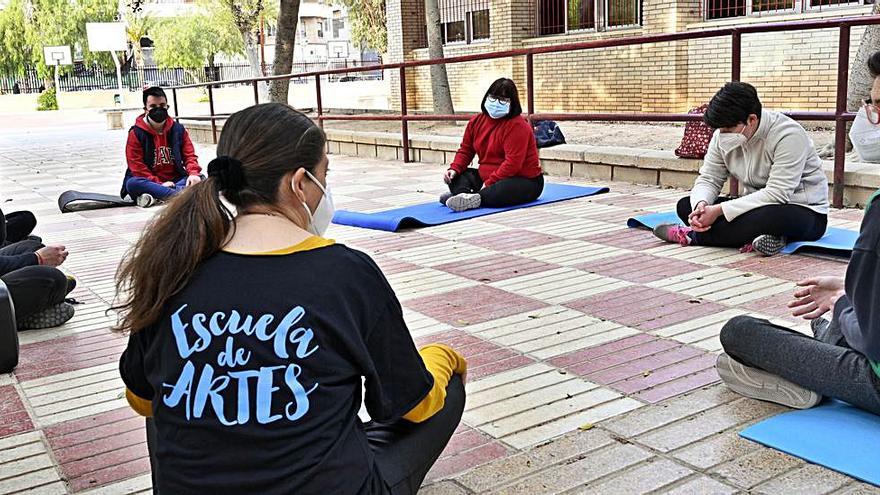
{"left": 36, "top": 245, "right": 68, "bottom": 267}
{"left": 788, "top": 276, "right": 845, "bottom": 320}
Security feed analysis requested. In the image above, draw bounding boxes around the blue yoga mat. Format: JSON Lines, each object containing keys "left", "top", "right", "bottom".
{"left": 332, "top": 184, "right": 609, "bottom": 232}
{"left": 741, "top": 400, "right": 880, "bottom": 486}
{"left": 626, "top": 211, "right": 858, "bottom": 255}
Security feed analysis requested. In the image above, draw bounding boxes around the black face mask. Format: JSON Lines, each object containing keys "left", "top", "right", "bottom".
{"left": 148, "top": 107, "right": 168, "bottom": 123}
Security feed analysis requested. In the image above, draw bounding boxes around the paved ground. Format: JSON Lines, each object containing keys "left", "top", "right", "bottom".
{"left": 0, "top": 116, "right": 876, "bottom": 494}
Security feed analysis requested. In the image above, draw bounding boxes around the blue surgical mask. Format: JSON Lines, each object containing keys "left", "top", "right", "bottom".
{"left": 485, "top": 97, "right": 510, "bottom": 119}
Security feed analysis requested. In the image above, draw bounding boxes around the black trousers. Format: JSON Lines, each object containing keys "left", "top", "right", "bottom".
{"left": 0, "top": 209, "right": 36, "bottom": 246}
{"left": 0, "top": 241, "right": 67, "bottom": 320}
{"left": 450, "top": 169, "right": 544, "bottom": 208}
{"left": 366, "top": 374, "right": 465, "bottom": 494}
{"left": 145, "top": 375, "right": 466, "bottom": 495}
{"left": 676, "top": 196, "right": 827, "bottom": 247}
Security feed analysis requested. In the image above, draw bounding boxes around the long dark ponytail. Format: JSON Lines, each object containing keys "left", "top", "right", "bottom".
{"left": 113, "top": 103, "right": 326, "bottom": 334}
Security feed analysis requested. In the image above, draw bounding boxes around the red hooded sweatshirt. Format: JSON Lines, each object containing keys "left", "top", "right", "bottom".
{"left": 449, "top": 113, "right": 542, "bottom": 187}
{"left": 125, "top": 115, "right": 202, "bottom": 184}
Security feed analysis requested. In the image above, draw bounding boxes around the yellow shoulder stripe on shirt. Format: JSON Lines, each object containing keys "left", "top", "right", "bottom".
{"left": 223, "top": 236, "right": 335, "bottom": 255}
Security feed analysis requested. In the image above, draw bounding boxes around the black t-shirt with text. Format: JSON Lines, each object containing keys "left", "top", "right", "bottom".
{"left": 119, "top": 244, "right": 433, "bottom": 494}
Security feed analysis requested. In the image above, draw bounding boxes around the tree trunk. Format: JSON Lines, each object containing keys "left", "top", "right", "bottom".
{"left": 424, "top": 0, "right": 454, "bottom": 115}
{"left": 818, "top": 1, "right": 880, "bottom": 158}
{"left": 241, "top": 29, "right": 270, "bottom": 102}
{"left": 269, "top": 0, "right": 300, "bottom": 103}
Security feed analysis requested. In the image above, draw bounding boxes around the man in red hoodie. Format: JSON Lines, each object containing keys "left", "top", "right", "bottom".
{"left": 122, "top": 87, "right": 203, "bottom": 208}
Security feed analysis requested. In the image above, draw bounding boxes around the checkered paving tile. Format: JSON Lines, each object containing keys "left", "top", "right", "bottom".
{"left": 0, "top": 385, "right": 34, "bottom": 439}
{"left": 460, "top": 229, "right": 566, "bottom": 252}
{"left": 576, "top": 252, "right": 707, "bottom": 284}
{"left": 566, "top": 286, "right": 729, "bottom": 331}
{"left": 406, "top": 285, "right": 549, "bottom": 328}
{"left": 1, "top": 125, "right": 867, "bottom": 493}
{"left": 44, "top": 408, "right": 149, "bottom": 492}
{"left": 725, "top": 254, "right": 847, "bottom": 282}
{"left": 433, "top": 255, "right": 559, "bottom": 283}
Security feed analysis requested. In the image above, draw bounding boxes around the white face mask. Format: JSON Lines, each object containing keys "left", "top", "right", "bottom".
{"left": 296, "top": 170, "right": 334, "bottom": 236}
{"left": 717, "top": 128, "right": 748, "bottom": 155}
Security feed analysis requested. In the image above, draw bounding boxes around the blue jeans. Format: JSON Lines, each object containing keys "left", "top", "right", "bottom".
{"left": 126, "top": 176, "right": 188, "bottom": 200}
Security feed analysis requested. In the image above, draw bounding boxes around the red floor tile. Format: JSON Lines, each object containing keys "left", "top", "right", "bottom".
{"left": 425, "top": 441, "right": 511, "bottom": 482}
{"left": 580, "top": 227, "right": 669, "bottom": 251}
{"left": 566, "top": 286, "right": 727, "bottom": 331}
{"left": 550, "top": 334, "right": 656, "bottom": 368}
{"left": 434, "top": 255, "right": 559, "bottom": 283}
{"left": 406, "top": 285, "right": 548, "bottom": 327}
{"left": 633, "top": 368, "right": 720, "bottom": 403}
{"left": 0, "top": 385, "right": 34, "bottom": 439}
{"left": 353, "top": 232, "right": 445, "bottom": 255}
{"left": 461, "top": 229, "right": 566, "bottom": 253}
{"left": 725, "top": 255, "right": 847, "bottom": 283}
{"left": 576, "top": 252, "right": 706, "bottom": 284}
{"left": 371, "top": 255, "right": 423, "bottom": 276}
{"left": 16, "top": 328, "right": 125, "bottom": 382}
{"left": 45, "top": 408, "right": 149, "bottom": 493}
{"left": 590, "top": 194, "right": 670, "bottom": 209}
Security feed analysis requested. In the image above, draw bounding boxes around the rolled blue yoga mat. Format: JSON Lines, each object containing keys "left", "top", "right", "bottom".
{"left": 740, "top": 400, "right": 880, "bottom": 486}
{"left": 626, "top": 211, "right": 858, "bottom": 255}
{"left": 332, "top": 183, "right": 609, "bottom": 232}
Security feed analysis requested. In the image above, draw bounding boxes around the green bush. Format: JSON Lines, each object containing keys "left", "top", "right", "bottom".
{"left": 36, "top": 87, "right": 58, "bottom": 111}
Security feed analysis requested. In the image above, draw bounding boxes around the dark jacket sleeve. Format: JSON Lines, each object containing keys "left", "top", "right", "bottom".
{"left": 0, "top": 253, "right": 38, "bottom": 277}
{"left": 836, "top": 197, "right": 880, "bottom": 360}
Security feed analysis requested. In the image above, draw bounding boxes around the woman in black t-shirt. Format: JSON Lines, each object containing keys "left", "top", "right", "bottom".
{"left": 114, "top": 103, "right": 467, "bottom": 495}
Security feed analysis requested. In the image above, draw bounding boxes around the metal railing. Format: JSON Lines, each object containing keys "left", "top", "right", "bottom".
{"left": 169, "top": 14, "right": 880, "bottom": 208}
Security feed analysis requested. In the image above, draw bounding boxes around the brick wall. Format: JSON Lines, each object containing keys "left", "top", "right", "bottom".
{"left": 386, "top": 0, "right": 872, "bottom": 114}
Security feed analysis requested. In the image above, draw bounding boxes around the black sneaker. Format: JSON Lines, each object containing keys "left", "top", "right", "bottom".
{"left": 752, "top": 234, "right": 787, "bottom": 256}
{"left": 65, "top": 275, "right": 77, "bottom": 295}
{"left": 439, "top": 192, "right": 453, "bottom": 205}
{"left": 18, "top": 302, "right": 75, "bottom": 330}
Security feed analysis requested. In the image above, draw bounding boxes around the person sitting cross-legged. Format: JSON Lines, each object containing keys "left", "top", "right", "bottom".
{"left": 0, "top": 239, "right": 75, "bottom": 330}
{"left": 116, "top": 103, "right": 467, "bottom": 495}
{"left": 441, "top": 78, "right": 544, "bottom": 212}
{"left": 653, "top": 82, "right": 829, "bottom": 256}
{"left": 717, "top": 188, "right": 880, "bottom": 414}
{"left": 121, "top": 86, "right": 203, "bottom": 208}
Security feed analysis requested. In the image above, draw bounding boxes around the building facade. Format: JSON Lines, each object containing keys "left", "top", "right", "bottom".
{"left": 386, "top": 0, "right": 871, "bottom": 113}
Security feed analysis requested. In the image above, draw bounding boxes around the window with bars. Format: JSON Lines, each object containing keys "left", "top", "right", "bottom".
{"left": 537, "top": 0, "right": 641, "bottom": 36}
{"left": 438, "top": 0, "right": 492, "bottom": 45}
{"left": 705, "top": 0, "right": 862, "bottom": 20}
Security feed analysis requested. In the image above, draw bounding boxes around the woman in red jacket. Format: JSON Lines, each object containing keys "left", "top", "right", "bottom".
{"left": 442, "top": 78, "right": 544, "bottom": 212}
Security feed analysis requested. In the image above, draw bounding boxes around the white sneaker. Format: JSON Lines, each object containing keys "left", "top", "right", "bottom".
{"left": 445, "top": 193, "right": 482, "bottom": 212}
{"left": 136, "top": 193, "right": 156, "bottom": 208}
{"left": 716, "top": 353, "right": 821, "bottom": 409}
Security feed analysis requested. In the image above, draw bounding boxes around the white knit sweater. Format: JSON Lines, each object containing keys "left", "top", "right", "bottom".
{"left": 690, "top": 110, "right": 829, "bottom": 221}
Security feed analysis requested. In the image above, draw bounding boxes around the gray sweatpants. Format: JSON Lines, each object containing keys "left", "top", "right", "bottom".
{"left": 720, "top": 315, "right": 880, "bottom": 415}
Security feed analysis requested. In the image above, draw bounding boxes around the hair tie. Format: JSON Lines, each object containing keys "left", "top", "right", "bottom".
{"left": 208, "top": 156, "right": 246, "bottom": 192}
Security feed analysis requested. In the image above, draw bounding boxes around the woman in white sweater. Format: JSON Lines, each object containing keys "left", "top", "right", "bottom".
{"left": 653, "top": 82, "right": 829, "bottom": 256}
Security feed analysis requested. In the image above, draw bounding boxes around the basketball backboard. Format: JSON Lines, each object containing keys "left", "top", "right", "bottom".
{"left": 42, "top": 46, "right": 72, "bottom": 66}
{"left": 86, "top": 22, "right": 127, "bottom": 52}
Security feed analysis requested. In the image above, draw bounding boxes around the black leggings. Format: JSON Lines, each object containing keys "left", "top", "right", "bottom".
{"left": 450, "top": 169, "right": 544, "bottom": 208}
{"left": 0, "top": 241, "right": 68, "bottom": 320}
{"left": 676, "top": 196, "right": 827, "bottom": 247}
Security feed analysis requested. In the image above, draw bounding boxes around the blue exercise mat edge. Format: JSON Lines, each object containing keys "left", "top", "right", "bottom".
{"left": 740, "top": 400, "right": 880, "bottom": 487}
{"left": 332, "top": 183, "right": 609, "bottom": 232}
{"left": 626, "top": 211, "right": 857, "bottom": 255}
